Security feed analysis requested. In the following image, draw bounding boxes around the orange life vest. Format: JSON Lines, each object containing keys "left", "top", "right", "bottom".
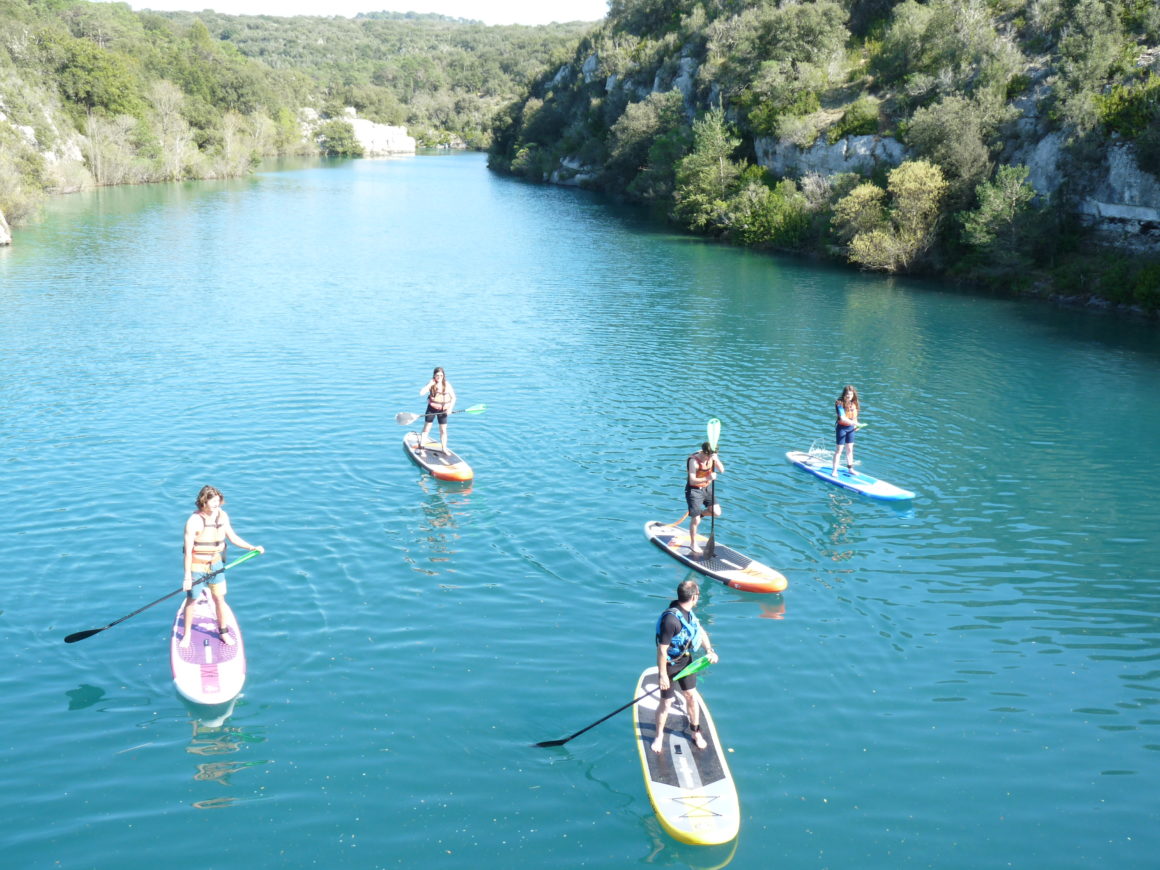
{"left": 688, "top": 453, "right": 714, "bottom": 488}
{"left": 428, "top": 384, "right": 452, "bottom": 411}
{"left": 188, "top": 511, "right": 226, "bottom": 570}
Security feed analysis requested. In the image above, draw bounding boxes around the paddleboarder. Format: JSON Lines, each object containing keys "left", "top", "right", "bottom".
{"left": 416, "top": 366, "right": 456, "bottom": 455}
{"left": 181, "top": 486, "right": 263, "bottom": 648}
{"left": 651, "top": 579, "right": 718, "bottom": 753}
{"left": 832, "top": 384, "right": 860, "bottom": 476}
{"left": 686, "top": 441, "right": 724, "bottom": 556}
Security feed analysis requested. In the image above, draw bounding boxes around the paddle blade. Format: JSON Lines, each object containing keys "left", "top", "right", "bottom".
{"left": 64, "top": 628, "right": 103, "bottom": 644}
{"left": 534, "top": 738, "right": 568, "bottom": 748}
{"left": 707, "top": 417, "right": 721, "bottom": 450}
{"left": 464, "top": 404, "right": 486, "bottom": 414}
{"left": 674, "top": 655, "right": 713, "bottom": 681}
{"left": 396, "top": 411, "right": 420, "bottom": 426}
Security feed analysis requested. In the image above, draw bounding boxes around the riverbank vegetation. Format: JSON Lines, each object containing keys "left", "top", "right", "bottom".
{"left": 0, "top": 0, "right": 589, "bottom": 230}
{"left": 489, "top": 0, "right": 1160, "bottom": 312}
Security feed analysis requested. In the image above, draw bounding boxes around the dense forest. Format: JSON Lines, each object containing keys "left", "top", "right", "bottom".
{"left": 0, "top": 0, "right": 589, "bottom": 232}
{"left": 489, "top": 0, "right": 1160, "bottom": 310}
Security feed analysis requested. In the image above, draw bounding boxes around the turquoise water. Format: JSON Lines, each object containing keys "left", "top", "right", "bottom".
{"left": 2, "top": 152, "right": 1159, "bottom": 869}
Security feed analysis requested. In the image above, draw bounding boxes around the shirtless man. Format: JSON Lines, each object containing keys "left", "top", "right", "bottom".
{"left": 685, "top": 441, "right": 724, "bottom": 556}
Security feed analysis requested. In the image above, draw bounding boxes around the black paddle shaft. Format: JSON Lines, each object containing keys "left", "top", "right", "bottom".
{"left": 63, "top": 550, "right": 259, "bottom": 643}
{"left": 535, "top": 686, "right": 660, "bottom": 747}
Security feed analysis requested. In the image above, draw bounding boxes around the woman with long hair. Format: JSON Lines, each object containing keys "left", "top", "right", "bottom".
{"left": 832, "top": 385, "right": 860, "bottom": 476}
{"left": 416, "top": 366, "right": 456, "bottom": 454}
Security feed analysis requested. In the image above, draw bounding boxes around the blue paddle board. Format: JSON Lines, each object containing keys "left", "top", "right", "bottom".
{"left": 786, "top": 450, "right": 915, "bottom": 501}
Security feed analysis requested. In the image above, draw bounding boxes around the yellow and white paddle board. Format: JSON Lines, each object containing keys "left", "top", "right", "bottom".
{"left": 632, "top": 666, "right": 740, "bottom": 846}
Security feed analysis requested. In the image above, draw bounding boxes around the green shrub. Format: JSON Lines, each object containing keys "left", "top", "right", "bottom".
{"left": 1005, "top": 72, "right": 1032, "bottom": 100}
{"left": 1129, "top": 262, "right": 1160, "bottom": 309}
{"left": 1136, "top": 122, "right": 1160, "bottom": 177}
{"left": 1096, "top": 74, "right": 1160, "bottom": 138}
{"left": 827, "top": 96, "right": 879, "bottom": 144}
{"left": 316, "top": 119, "right": 363, "bottom": 157}
{"left": 726, "top": 176, "right": 812, "bottom": 249}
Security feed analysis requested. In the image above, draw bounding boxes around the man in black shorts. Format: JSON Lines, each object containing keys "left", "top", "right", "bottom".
{"left": 685, "top": 441, "right": 725, "bottom": 556}
{"left": 651, "top": 579, "right": 718, "bottom": 753}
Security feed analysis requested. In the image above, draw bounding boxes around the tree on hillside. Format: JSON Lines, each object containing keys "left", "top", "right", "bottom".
{"left": 672, "top": 107, "right": 742, "bottom": 231}
{"left": 834, "top": 160, "right": 948, "bottom": 273}
{"left": 316, "top": 119, "right": 363, "bottom": 157}
{"left": 56, "top": 36, "right": 145, "bottom": 117}
{"left": 960, "top": 164, "right": 1038, "bottom": 273}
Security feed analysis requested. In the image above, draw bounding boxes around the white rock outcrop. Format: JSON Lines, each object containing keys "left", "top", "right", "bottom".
{"left": 1077, "top": 143, "right": 1160, "bottom": 249}
{"left": 549, "top": 155, "right": 598, "bottom": 186}
{"left": 581, "top": 53, "right": 600, "bottom": 84}
{"left": 755, "top": 134, "right": 909, "bottom": 177}
{"left": 1, "top": 208, "right": 10, "bottom": 246}
{"left": 343, "top": 108, "right": 416, "bottom": 156}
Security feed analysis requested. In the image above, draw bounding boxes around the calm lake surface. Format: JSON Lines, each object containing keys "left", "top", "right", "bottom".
{"left": 2, "top": 152, "right": 1159, "bottom": 869}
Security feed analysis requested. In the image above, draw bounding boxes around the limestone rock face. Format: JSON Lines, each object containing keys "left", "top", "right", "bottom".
{"left": 549, "top": 155, "right": 598, "bottom": 186}
{"left": 652, "top": 56, "right": 698, "bottom": 107}
{"left": 755, "top": 134, "right": 909, "bottom": 178}
{"left": 581, "top": 53, "right": 600, "bottom": 84}
{"left": 1, "top": 209, "right": 11, "bottom": 246}
{"left": 343, "top": 109, "right": 416, "bottom": 156}
{"left": 1077, "top": 144, "right": 1160, "bottom": 249}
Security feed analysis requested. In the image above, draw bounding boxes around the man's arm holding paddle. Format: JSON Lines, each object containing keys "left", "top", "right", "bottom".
{"left": 657, "top": 625, "right": 718, "bottom": 693}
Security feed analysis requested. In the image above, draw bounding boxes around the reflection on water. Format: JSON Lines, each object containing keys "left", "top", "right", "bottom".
{"left": 182, "top": 696, "right": 270, "bottom": 808}
{"left": 405, "top": 476, "right": 474, "bottom": 576}
{"left": 65, "top": 684, "right": 107, "bottom": 711}
{"left": 640, "top": 815, "right": 738, "bottom": 869}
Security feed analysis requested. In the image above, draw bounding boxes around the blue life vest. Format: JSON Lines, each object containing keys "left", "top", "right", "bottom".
{"left": 655, "top": 605, "right": 703, "bottom": 663}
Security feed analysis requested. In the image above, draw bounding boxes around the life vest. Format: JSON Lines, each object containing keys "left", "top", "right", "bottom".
{"left": 655, "top": 605, "right": 703, "bottom": 663}
{"left": 428, "top": 383, "right": 452, "bottom": 411}
{"left": 688, "top": 452, "right": 714, "bottom": 488}
{"left": 836, "top": 400, "right": 857, "bottom": 426}
{"left": 188, "top": 511, "right": 225, "bottom": 570}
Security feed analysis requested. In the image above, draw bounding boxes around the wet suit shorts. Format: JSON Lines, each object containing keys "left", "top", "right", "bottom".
{"left": 685, "top": 483, "right": 714, "bottom": 517}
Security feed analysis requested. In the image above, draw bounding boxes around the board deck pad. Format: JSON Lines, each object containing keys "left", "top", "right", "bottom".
{"left": 404, "top": 431, "right": 473, "bottom": 482}
{"left": 645, "top": 521, "right": 787, "bottom": 593}
{"left": 633, "top": 667, "right": 740, "bottom": 846}
{"left": 170, "top": 589, "right": 245, "bottom": 705}
{"left": 786, "top": 450, "right": 916, "bottom": 501}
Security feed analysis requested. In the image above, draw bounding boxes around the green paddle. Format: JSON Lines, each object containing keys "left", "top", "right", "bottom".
{"left": 63, "top": 549, "right": 262, "bottom": 644}
{"left": 395, "top": 403, "right": 486, "bottom": 426}
{"left": 535, "top": 655, "right": 712, "bottom": 748}
{"left": 706, "top": 417, "right": 721, "bottom": 558}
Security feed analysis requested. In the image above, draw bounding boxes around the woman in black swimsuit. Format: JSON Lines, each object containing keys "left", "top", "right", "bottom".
{"left": 416, "top": 366, "right": 456, "bottom": 454}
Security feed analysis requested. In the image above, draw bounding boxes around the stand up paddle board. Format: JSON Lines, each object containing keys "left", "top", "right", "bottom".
{"left": 171, "top": 588, "right": 246, "bottom": 705}
{"left": 404, "top": 431, "right": 474, "bottom": 482}
{"left": 786, "top": 450, "right": 915, "bottom": 500}
{"left": 633, "top": 666, "right": 740, "bottom": 846}
{"left": 645, "top": 521, "right": 787, "bottom": 593}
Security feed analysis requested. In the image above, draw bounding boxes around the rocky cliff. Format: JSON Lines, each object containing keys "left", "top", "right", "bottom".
{"left": 491, "top": 0, "right": 1160, "bottom": 298}
{"left": 342, "top": 109, "right": 417, "bottom": 156}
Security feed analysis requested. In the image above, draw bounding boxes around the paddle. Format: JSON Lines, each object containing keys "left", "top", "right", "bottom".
{"left": 706, "top": 417, "right": 721, "bottom": 558}
{"left": 395, "top": 403, "right": 486, "bottom": 426}
{"left": 535, "top": 655, "right": 712, "bottom": 748}
{"left": 63, "top": 549, "right": 262, "bottom": 644}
